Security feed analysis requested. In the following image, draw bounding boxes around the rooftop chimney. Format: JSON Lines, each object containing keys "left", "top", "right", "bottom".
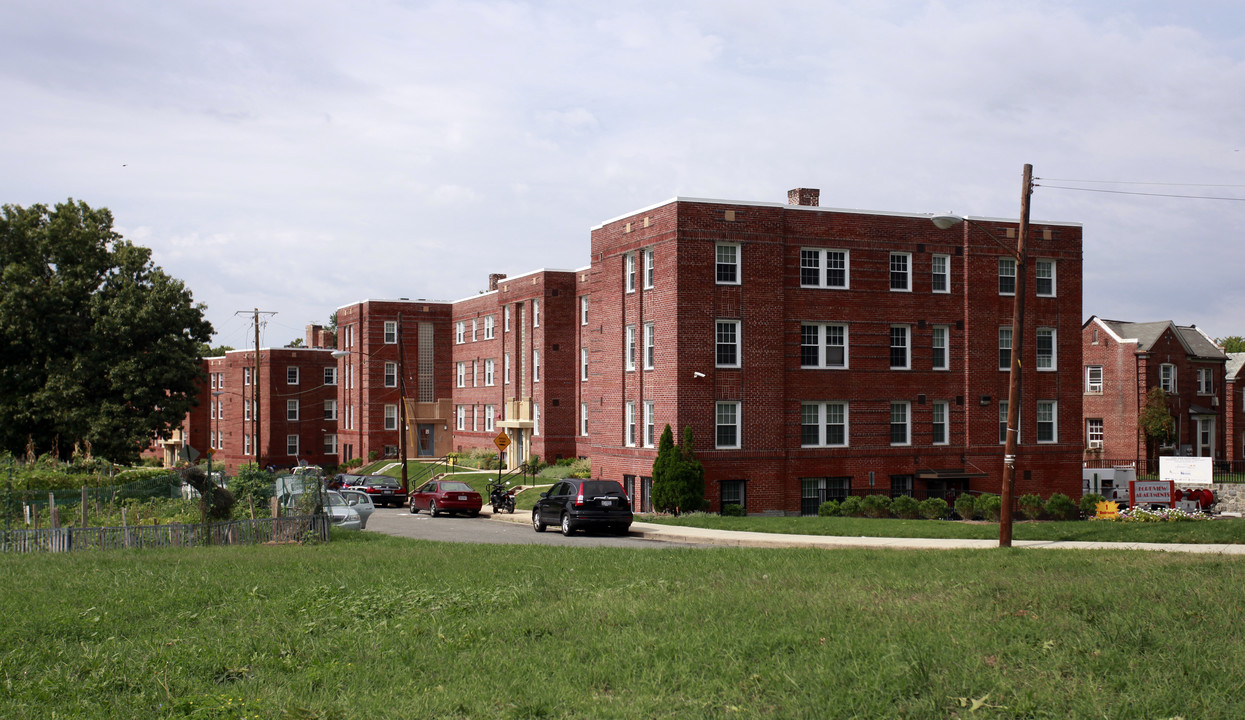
{"left": 489, "top": 273, "right": 507, "bottom": 291}
{"left": 788, "top": 188, "right": 820, "bottom": 207}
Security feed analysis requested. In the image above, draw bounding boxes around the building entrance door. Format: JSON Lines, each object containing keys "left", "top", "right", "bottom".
{"left": 416, "top": 424, "right": 435, "bottom": 457}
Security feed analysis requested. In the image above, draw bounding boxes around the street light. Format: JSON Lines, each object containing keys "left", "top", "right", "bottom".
{"left": 932, "top": 163, "right": 1033, "bottom": 548}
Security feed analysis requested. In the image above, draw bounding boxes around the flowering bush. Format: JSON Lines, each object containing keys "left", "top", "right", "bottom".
{"left": 1095, "top": 506, "right": 1211, "bottom": 523}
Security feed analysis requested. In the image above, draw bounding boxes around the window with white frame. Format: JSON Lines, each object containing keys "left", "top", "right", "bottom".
{"left": 999, "top": 257, "right": 1016, "bottom": 295}
{"left": 211, "top": 373, "right": 217, "bottom": 389}
{"left": 534, "top": 403, "right": 540, "bottom": 436}
{"left": 210, "top": 400, "right": 217, "bottom": 420}
{"left": 999, "top": 400, "right": 1019, "bottom": 444}
{"left": 716, "top": 401, "right": 741, "bottom": 449}
{"left": 324, "top": 399, "right": 337, "bottom": 421}
{"left": 932, "top": 325, "right": 949, "bottom": 371}
{"left": 472, "top": 406, "right": 478, "bottom": 432}
{"left": 287, "top": 366, "right": 299, "bottom": 385}
{"left": 889, "top": 252, "right": 911, "bottom": 291}
{"left": 504, "top": 353, "right": 511, "bottom": 384}
{"left": 801, "top": 323, "right": 847, "bottom": 369}
{"left": 384, "top": 361, "right": 397, "bottom": 387}
{"left": 533, "top": 351, "right": 540, "bottom": 382}
{"left": 456, "top": 321, "right": 465, "bottom": 344}
{"left": 472, "top": 360, "right": 478, "bottom": 387}
{"left": 801, "top": 402, "right": 848, "bottom": 447}
{"left": 644, "top": 323, "right": 655, "bottom": 370}
{"left": 889, "top": 401, "right": 910, "bottom": 445}
{"left": 890, "top": 325, "right": 910, "bottom": 369}
{"left": 384, "top": 404, "right": 398, "bottom": 431}
{"left": 244, "top": 434, "right": 251, "bottom": 455}
{"left": 932, "top": 254, "right": 950, "bottom": 293}
{"left": 580, "top": 403, "right": 588, "bottom": 436}
{"left": 625, "top": 402, "right": 636, "bottom": 446}
{"left": 245, "top": 401, "right": 252, "bottom": 421}
{"left": 244, "top": 367, "right": 251, "bottom": 386}
{"left": 580, "top": 296, "right": 588, "bottom": 325}
{"left": 716, "top": 320, "right": 740, "bottom": 367}
{"left": 484, "top": 315, "right": 495, "bottom": 339}
{"left": 1086, "top": 365, "right": 1103, "bottom": 393}
{"left": 1037, "top": 400, "right": 1057, "bottom": 443}
{"left": 287, "top": 399, "right": 299, "bottom": 421}
{"left": 999, "top": 327, "right": 1013, "bottom": 370}
{"left": 1161, "top": 363, "right": 1176, "bottom": 393}
{"left": 472, "top": 318, "right": 478, "bottom": 342}
{"left": 485, "top": 358, "right": 495, "bottom": 386}
{"left": 216, "top": 431, "right": 223, "bottom": 450}
{"left": 625, "top": 326, "right": 636, "bottom": 371}
{"left": 287, "top": 434, "right": 299, "bottom": 456}
{"left": 644, "top": 248, "right": 655, "bottom": 289}
{"left": 1036, "top": 328, "right": 1056, "bottom": 370}
{"left": 534, "top": 300, "right": 541, "bottom": 327}
{"left": 217, "top": 401, "right": 223, "bottom": 420}
{"left": 932, "top": 401, "right": 948, "bottom": 445}
{"left": 1087, "top": 418, "right": 1104, "bottom": 449}
{"left": 800, "top": 248, "right": 849, "bottom": 289}
{"left": 484, "top": 405, "right": 495, "bottom": 432}
{"left": 456, "top": 362, "right": 465, "bottom": 388}
{"left": 324, "top": 434, "right": 337, "bottom": 455}
{"left": 580, "top": 348, "right": 588, "bottom": 381}
{"left": 644, "top": 400, "right": 655, "bottom": 447}
{"left": 625, "top": 252, "right": 636, "bottom": 293}
{"left": 1197, "top": 367, "right": 1214, "bottom": 395}
{"left": 1035, "top": 259, "right": 1055, "bottom": 297}
{"left": 716, "top": 243, "right": 740, "bottom": 285}
{"left": 324, "top": 366, "right": 337, "bottom": 385}
{"left": 384, "top": 321, "right": 397, "bottom": 344}
{"left": 504, "top": 306, "right": 510, "bottom": 332}
{"left": 456, "top": 405, "right": 466, "bottom": 431}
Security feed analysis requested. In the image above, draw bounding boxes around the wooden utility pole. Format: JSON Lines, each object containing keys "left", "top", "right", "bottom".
{"left": 396, "top": 313, "right": 410, "bottom": 494}
{"left": 236, "top": 308, "right": 276, "bottom": 470}
{"left": 999, "top": 163, "right": 1033, "bottom": 548}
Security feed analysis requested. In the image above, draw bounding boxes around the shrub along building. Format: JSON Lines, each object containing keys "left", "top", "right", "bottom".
{"left": 1081, "top": 317, "right": 1228, "bottom": 462}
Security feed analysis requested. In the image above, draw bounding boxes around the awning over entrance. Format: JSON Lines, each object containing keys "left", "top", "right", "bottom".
{"left": 916, "top": 468, "right": 989, "bottom": 480}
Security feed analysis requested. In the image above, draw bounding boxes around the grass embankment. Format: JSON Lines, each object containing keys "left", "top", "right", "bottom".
{"left": 3, "top": 532, "right": 1244, "bottom": 719}
{"left": 644, "top": 514, "right": 1245, "bottom": 544}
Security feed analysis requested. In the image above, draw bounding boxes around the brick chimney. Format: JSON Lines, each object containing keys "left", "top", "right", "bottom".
{"left": 788, "top": 188, "right": 820, "bottom": 207}
{"left": 489, "top": 273, "right": 507, "bottom": 291}
{"left": 305, "top": 324, "right": 331, "bottom": 349}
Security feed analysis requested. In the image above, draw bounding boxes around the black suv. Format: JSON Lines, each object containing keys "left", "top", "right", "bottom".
{"left": 533, "top": 479, "right": 632, "bottom": 536}
{"left": 343, "top": 475, "right": 404, "bottom": 508}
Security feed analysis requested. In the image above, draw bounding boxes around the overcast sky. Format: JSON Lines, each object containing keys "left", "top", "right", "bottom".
{"left": 4, "top": 1, "right": 1244, "bottom": 348}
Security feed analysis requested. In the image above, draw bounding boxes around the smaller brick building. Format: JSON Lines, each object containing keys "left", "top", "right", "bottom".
{"left": 1082, "top": 317, "right": 1227, "bottom": 461}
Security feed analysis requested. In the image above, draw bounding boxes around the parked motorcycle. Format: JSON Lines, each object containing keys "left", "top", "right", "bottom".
{"left": 488, "top": 480, "right": 516, "bottom": 514}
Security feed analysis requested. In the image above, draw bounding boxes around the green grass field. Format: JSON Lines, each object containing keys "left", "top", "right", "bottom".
{"left": 3, "top": 531, "right": 1244, "bottom": 719}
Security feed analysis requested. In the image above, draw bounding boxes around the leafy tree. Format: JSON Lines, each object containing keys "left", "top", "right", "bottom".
{"left": 200, "top": 344, "right": 235, "bottom": 357}
{"left": 650, "top": 425, "right": 678, "bottom": 512}
{"left": 1139, "top": 387, "right": 1176, "bottom": 458}
{"left": 1216, "top": 335, "right": 1245, "bottom": 353}
{"left": 677, "top": 425, "right": 706, "bottom": 511}
{"left": 0, "top": 200, "right": 213, "bottom": 464}
{"left": 650, "top": 425, "right": 706, "bottom": 514}
{"left": 326, "top": 312, "right": 338, "bottom": 347}
{"left": 287, "top": 338, "right": 305, "bottom": 347}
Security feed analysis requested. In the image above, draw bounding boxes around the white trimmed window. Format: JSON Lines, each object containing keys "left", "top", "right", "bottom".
{"left": 244, "top": 367, "right": 251, "bottom": 386}
{"left": 1161, "top": 363, "right": 1176, "bottom": 393}
{"left": 999, "top": 401, "right": 1019, "bottom": 444}
{"left": 384, "top": 321, "right": 397, "bottom": 344}
{"left": 1035, "top": 259, "right": 1055, "bottom": 297}
{"left": 890, "top": 325, "right": 910, "bottom": 370}
{"left": 800, "top": 248, "right": 849, "bottom": 289}
{"left": 644, "top": 323, "right": 655, "bottom": 370}
{"left": 801, "top": 323, "right": 847, "bottom": 369}
{"left": 580, "top": 348, "right": 588, "bottom": 381}
{"left": 932, "top": 254, "right": 950, "bottom": 294}
{"left": 324, "top": 367, "right": 337, "bottom": 385}
{"left": 384, "top": 361, "right": 397, "bottom": 387}
{"left": 471, "top": 318, "right": 478, "bottom": 342}
{"left": 1197, "top": 368, "right": 1214, "bottom": 395}
{"left": 1086, "top": 366, "right": 1103, "bottom": 393}
{"left": 1036, "top": 328, "right": 1056, "bottom": 370}
{"left": 484, "top": 405, "right": 495, "bottom": 432}
{"left": 504, "top": 306, "right": 510, "bottom": 332}
{"left": 625, "top": 252, "right": 636, "bottom": 293}
{"left": 580, "top": 403, "right": 588, "bottom": 436}
{"left": 287, "top": 434, "right": 299, "bottom": 456}
{"left": 384, "top": 404, "right": 398, "bottom": 431}
{"left": 287, "top": 399, "right": 299, "bottom": 421}
{"left": 716, "top": 320, "right": 741, "bottom": 367}
{"left": 244, "top": 434, "right": 251, "bottom": 455}
{"left": 484, "top": 315, "right": 495, "bottom": 339}
{"left": 533, "top": 300, "right": 541, "bottom": 327}
{"left": 999, "top": 327, "right": 1013, "bottom": 370}
{"left": 644, "top": 249, "right": 655, "bottom": 289}
{"left": 932, "top": 401, "right": 948, "bottom": 445}
{"left": 716, "top": 243, "right": 740, "bottom": 285}
{"left": 889, "top": 252, "right": 911, "bottom": 291}
{"left": 534, "top": 404, "right": 540, "bottom": 436}
{"left": 485, "top": 358, "right": 495, "bottom": 386}
{"left": 287, "top": 366, "right": 299, "bottom": 385}
{"left": 932, "top": 325, "right": 949, "bottom": 371}
{"left": 533, "top": 351, "right": 540, "bottom": 382}
{"left": 644, "top": 400, "right": 655, "bottom": 447}
{"left": 456, "top": 362, "right": 465, "bottom": 388}
{"left": 323, "top": 434, "right": 337, "bottom": 455}
{"left": 1087, "top": 418, "right": 1104, "bottom": 449}
{"left": 580, "top": 296, "right": 588, "bottom": 325}
{"left": 456, "top": 405, "right": 466, "bottom": 431}
{"left": 625, "top": 325, "right": 636, "bottom": 371}
{"left": 999, "top": 257, "right": 1016, "bottom": 295}
{"left": 625, "top": 402, "right": 636, "bottom": 446}
{"left": 472, "top": 360, "right": 478, "bottom": 387}
{"left": 324, "top": 399, "right": 337, "bottom": 421}
{"left": 456, "top": 321, "right": 465, "bottom": 344}
{"left": 801, "top": 402, "right": 848, "bottom": 447}
{"left": 1037, "top": 401, "right": 1057, "bottom": 443}
{"left": 716, "top": 401, "right": 741, "bottom": 449}
{"left": 505, "top": 353, "right": 511, "bottom": 384}
{"left": 889, "top": 401, "right": 910, "bottom": 445}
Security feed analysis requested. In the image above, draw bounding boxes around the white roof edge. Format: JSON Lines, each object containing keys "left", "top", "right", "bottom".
{"left": 335, "top": 298, "right": 452, "bottom": 312}
{"left": 1091, "top": 316, "right": 1135, "bottom": 344}
{"left": 447, "top": 267, "right": 581, "bottom": 305}
{"left": 220, "top": 346, "right": 336, "bottom": 355}
{"left": 590, "top": 196, "right": 1082, "bottom": 230}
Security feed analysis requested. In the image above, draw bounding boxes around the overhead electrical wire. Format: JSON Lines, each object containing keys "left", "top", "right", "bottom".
{"left": 1035, "top": 177, "right": 1245, "bottom": 202}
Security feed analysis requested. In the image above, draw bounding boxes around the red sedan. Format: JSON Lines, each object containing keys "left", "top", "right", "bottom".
{"left": 409, "top": 480, "right": 483, "bottom": 517}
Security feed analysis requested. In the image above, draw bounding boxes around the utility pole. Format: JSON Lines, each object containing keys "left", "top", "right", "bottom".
{"left": 396, "top": 313, "right": 410, "bottom": 494}
{"left": 999, "top": 163, "right": 1033, "bottom": 548}
{"left": 236, "top": 308, "right": 276, "bottom": 471}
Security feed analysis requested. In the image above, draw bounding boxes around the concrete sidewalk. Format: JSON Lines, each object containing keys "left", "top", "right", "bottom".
{"left": 487, "top": 508, "right": 1245, "bottom": 554}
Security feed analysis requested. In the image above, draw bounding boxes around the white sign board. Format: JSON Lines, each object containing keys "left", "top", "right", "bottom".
{"left": 1130, "top": 480, "right": 1174, "bottom": 506}
{"left": 1159, "top": 456, "right": 1213, "bottom": 486}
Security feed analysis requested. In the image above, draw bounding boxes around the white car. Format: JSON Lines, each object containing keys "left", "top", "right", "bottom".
{"left": 285, "top": 490, "right": 363, "bottom": 531}
{"left": 339, "top": 489, "right": 376, "bottom": 530}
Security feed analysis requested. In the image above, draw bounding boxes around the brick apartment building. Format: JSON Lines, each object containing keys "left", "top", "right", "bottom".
{"left": 1226, "top": 353, "right": 1245, "bottom": 464}
{"left": 583, "top": 189, "right": 1084, "bottom": 514}
{"left": 1082, "top": 317, "right": 1227, "bottom": 461}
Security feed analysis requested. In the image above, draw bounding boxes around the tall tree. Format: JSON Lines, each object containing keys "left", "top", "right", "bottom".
{"left": 0, "top": 200, "right": 213, "bottom": 463}
{"left": 1138, "top": 387, "right": 1176, "bottom": 459}
{"left": 650, "top": 425, "right": 707, "bottom": 514}
{"left": 650, "top": 425, "right": 678, "bottom": 512}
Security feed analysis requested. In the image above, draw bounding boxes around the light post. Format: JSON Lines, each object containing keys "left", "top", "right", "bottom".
{"left": 932, "top": 163, "right": 1033, "bottom": 548}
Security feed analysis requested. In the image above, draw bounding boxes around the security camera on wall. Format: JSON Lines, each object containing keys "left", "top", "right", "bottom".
{"left": 692, "top": 371, "right": 706, "bottom": 378}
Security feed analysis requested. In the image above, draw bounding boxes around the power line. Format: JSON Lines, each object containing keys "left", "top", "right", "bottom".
{"left": 1038, "top": 177, "right": 1245, "bottom": 188}
{"left": 1035, "top": 183, "right": 1245, "bottom": 201}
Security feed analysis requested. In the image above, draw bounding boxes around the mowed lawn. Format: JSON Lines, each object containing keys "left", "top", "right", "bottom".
{"left": 2, "top": 531, "right": 1244, "bottom": 719}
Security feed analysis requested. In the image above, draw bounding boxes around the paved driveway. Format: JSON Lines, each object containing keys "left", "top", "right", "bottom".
{"left": 364, "top": 506, "right": 695, "bottom": 548}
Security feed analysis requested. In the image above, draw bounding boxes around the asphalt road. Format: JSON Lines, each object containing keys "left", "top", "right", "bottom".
{"left": 364, "top": 506, "right": 695, "bottom": 548}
